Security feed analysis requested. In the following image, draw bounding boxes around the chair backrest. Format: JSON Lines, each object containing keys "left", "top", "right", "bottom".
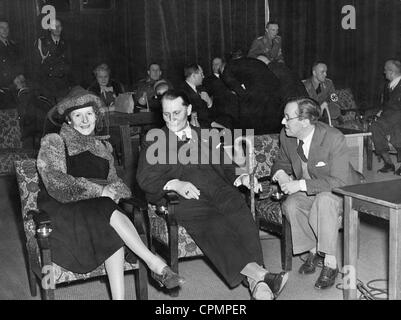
{"left": 320, "top": 103, "right": 333, "bottom": 127}
{"left": 252, "top": 133, "right": 280, "bottom": 179}
{"left": 14, "top": 159, "right": 40, "bottom": 242}
{"left": 0, "top": 109, "right": 22, "bottom": 149}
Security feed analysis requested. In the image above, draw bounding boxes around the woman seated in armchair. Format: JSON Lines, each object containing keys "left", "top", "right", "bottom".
{"left": 87, "top": 63, "right": 124, "bottom": 110}
{"left": 37, "top": 87, "right": 184, "bottom": 299}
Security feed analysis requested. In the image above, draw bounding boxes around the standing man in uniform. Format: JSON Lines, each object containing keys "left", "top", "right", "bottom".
{"left": 248, "top": 21, "right": 284, "bottom": 64}
{"left": 34, "top": 18, "right": 72, "bottom": 103}
{"left": 0, "top": 19, "right": 24, "bottom": 109}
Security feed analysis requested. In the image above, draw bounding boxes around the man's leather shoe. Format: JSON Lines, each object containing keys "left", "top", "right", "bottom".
{"left": 298, "top": 252, "right": 323, "bottom": 275}
{"left": 314, "top": 266, "right": 338, "bottom": 290}
{"left": 377, "top": 163, "right": 395, "bottom": 173}
{"left": 263, "top": 271, "right": 289, "bottom": 299}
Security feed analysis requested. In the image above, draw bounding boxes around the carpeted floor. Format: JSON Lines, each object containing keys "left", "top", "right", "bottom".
{"left": 0, "top": 154, "right": 397, "bottom": 300}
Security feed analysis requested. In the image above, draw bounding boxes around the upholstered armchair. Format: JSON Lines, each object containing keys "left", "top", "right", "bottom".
{"left": 0, "top": 109, "right": 37, "bottom": 176}
{"left": 14, "top": 159, "right": 148, "bottom": 300}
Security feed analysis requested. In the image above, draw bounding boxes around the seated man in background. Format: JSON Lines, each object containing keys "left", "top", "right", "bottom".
{"left": 203, "top": 56, "right": 239, "bottom": 130}
{"left": 302, "top": 62, "right": 336, "bottom": 105}
{"left": 87, "top": 63, "right": 124, "bottom": 109}
{"left": 134, "top": 62, "right": 171, "bottom": 109}
{"left": 180, "top": 63, "right": 224, "bottom": 129}
{"left": 248, "top": 21, "right": 285, "bottom": 64}
{"left": 370, "top": 59, "right": 401, "bottom": 174}
{"left": 271, "top": 97, "right": 361, "bottom": 290}
{"left": 137, "top": 89, "right": 288, "bottom": 300}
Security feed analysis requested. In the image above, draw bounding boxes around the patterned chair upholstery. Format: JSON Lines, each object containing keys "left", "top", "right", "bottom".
{"left": 14, "top": 159, "right": 148, "bottom": 300}
{"left": 252, "top": 133, "right": 292, "bottom": 271}
{"left": 0, "top": 109, "right": 37, "bottom": 175}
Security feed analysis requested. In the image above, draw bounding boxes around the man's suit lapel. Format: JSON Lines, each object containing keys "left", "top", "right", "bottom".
{"left": 307, "top": 123, "right": 326, "bottom": 174}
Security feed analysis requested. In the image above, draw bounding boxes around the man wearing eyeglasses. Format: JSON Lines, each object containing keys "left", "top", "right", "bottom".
{"left": 271, "top": 97, "right": 361, "bottom": 290}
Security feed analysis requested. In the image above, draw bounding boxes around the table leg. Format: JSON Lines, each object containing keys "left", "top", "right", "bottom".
{"left": 343, "top": 195, "right": 358, "bottom": 300}
{"left": 389, "top": 208, "right": 401, "bottom": 300}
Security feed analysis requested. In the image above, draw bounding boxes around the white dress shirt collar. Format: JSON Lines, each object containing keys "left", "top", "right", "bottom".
{"left": 185, "top": 80, "right": 198, "bottom": 93}
{"left": 174, "top": 123, "right": 192, "bottom": 140}
{"left": 298, "top": 126, "right": 315, "bottom": 158}
{"left": 390, "top": 76, "right": 401, "bottom": 90}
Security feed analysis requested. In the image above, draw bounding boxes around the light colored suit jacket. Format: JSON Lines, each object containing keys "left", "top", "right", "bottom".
{"left": 271, "top": 122, "right": 361, "bottom": 195}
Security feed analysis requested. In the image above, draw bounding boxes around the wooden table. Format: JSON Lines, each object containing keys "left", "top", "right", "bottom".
{"left": 334, "top": 180, "right": 401, "bottom": 300}
{"left": 337, "top": 127, "right": 372, "bottom": 173}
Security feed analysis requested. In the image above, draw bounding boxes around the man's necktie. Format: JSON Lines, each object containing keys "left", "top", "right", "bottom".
{"left": 297, "top": 140, "right": 308, "bottom": 162}
{"left": 316, "top": 83, "right": 322, "bottom": 95}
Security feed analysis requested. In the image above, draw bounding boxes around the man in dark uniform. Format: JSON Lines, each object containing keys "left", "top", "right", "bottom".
{"left": 134, "top": 63, "right": 171, "bottom": 110}
{"left": 0, "top": 20, "right": 23, "bottom": 109}
{"left": 34, "top": 19, "right": 72, "bottom": 103}
{"left": 136, "top": 89, "right": 288, "bottom": 300}
{"left": 221, "top": 56, "right": 282, "bottom": 134}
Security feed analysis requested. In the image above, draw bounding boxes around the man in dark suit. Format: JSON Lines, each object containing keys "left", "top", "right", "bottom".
{"left": 271, "top": 97, "right": 361, "bottom": 290}
{"left": 180, "top": 63, "right": 224, "bottom": 129}
{"left": 0, "top": 20, "right": 23, "bottom": 109}
{"left": 370, "top": 60, "right": 401, "bottom": 174}
{"left": 221, "top": 56, "right": 282, "bottom": 134}
{"left": 203, "top": 57, "right": 239, "bottom": 130}
{"left": 256, "top": 55, "right": 308, "bottom": 103}
{"left": 137, "top": 90, "right": 288, "bottom": 300}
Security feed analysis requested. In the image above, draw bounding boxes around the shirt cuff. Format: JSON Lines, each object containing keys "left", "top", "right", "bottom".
{"left": 272, "top": 170, "right": 286, "bottom": 182}
{"left": 233, "top": 174, "right": 247, "bottom": 187}
{"left": 299, "top": 179, "right": 307, "bottom": 192}
{"left": 163, "top": 179, "right": 179, "bottom": 191}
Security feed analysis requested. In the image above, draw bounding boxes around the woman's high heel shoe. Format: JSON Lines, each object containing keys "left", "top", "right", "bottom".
{"left": 153, "top": 266, "right": 185, "bottom": 289}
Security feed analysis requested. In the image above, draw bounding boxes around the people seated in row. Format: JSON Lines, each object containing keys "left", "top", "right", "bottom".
{"left": 34, "top": 18, "right": 73, "bottom": 103}
{"left": 87, "top": 63, "right": 125, "bottom": 108}
{"left": 136, "top": 89, "right": 289, "bottom": 300}
{"left": 370, "top": 59, "right": 401, "bottom": 174}
{"left": 37, "top": 87, "right": 184, "bottom": 300}
{"left": 248, "top": 21, "right": 285, "bottom": 64}
{"left": 272, "top": 97, "right": 362, "bottom": 289}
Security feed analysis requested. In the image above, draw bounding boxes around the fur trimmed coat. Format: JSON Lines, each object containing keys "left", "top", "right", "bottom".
{"left": 37, "top": 123, "right": 131, "bottom": 203}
